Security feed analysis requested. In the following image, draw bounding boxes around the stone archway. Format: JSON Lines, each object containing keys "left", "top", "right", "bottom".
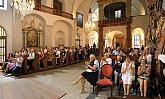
{"left": 88, "top": 31, "right": 98, "bottom": 47}
{"left": 106, "top": 30, "right": 124, "bottom": 49}
{"left": 113, "top": 34, "right": 124, "bottom": 48}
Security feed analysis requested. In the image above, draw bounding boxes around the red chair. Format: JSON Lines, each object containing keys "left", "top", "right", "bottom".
{"left": 96, "top": 64, "right": 113, "bottom": 96}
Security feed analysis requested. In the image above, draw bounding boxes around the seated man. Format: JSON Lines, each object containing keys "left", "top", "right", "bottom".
{"left": 27, "top": 48, "right": 35, "bottom": 70}
{"left": 114, "top": 55, "right": 123, "bottom": 85}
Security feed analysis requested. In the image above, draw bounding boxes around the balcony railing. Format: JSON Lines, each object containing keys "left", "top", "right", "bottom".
{"left": 99, "top": 17, "right": 132, "bottom": 27}
{"left": 35, "top": 3, "right": 73, "bottom": 20}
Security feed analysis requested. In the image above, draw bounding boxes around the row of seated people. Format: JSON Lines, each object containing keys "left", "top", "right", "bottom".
{"left": 2, "top": 46, "right": 94, "bottom": 76}
{"left": 73, "top": 47, "right": 153, "bottom": 98}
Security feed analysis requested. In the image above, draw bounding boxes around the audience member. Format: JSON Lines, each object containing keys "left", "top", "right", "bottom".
{"left": 138, "top": 59, "right": 151, "bottom": 97}
{"left": 121, "top": 55, "right": 135, "bottom": 98}
{"left": 72, "top": 54, "right": 99, "bottom": 93}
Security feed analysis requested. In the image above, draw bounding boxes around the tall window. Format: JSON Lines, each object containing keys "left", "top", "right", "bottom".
{"left": 115, "top": 10, "right": 121, "bottom": 18}
{"left": 105, "top": 35, "right": 110, "bottom": 48}
{"left": 134, "top": 35, "right": 140, "bottom": 47}
{"left": 0, "top": 26, "right": 6, "bottom": 63}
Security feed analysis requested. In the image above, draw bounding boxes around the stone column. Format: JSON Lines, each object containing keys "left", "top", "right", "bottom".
{"left": 98, "top": 26, "right": 104, "bottom": 56}
{"left": 98, "top": 2, "right": 104, "bottom": 56}
{"left": 23, "top": 30, "right": 27, "bottom": 48}
{"left": 99, "top": 3, "right": 104, "bottom": 21}
{"left": 126, "top": 23, "right": 132, "bottom": 48}
{"left": 126, "top": 0, "right": 132, "bottom": 17}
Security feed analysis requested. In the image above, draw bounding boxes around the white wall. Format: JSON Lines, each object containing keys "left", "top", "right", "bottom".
{"left": 41, "top": 0, "right": 53, "bottom": 8}
{"left": 0, "top": 0, "right": 13, "bottom": 54}
{"left": 51, "top": 20, "right": 73, "bottom": 47}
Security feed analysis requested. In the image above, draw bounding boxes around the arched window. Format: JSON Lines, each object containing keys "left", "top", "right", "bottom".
{"left": 0, "top": 26, "right": 6, "bottom": 63}
{"left": 105, "top": 35, "right": 110, "bottom": 48}
{"left": 132, "top": 28, "right": 145, "bottom": 48}
{"left": 134, "top": 35, "right": 140, "bottom": 48}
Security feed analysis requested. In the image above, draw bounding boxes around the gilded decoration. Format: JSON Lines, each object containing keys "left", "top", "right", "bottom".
{"left": 22, "top": 19, "right": 43, "bottom": 48}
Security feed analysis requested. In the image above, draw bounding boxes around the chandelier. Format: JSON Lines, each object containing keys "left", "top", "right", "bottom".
{"left": 85, "top": 21, "right": 96, "bottom": 32}
{"left": 12, "top": 0, "right": 35, "bottom": 19}
{"left": 85, "top": 8, "right": 96, "bottom": 32}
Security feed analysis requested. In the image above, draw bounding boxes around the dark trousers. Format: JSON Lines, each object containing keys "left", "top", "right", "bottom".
{"left": 28, "top": 59, "right": 34, "bottom": 70}
{"left": 12, "top": 66, "right": 21, "bottom": 75}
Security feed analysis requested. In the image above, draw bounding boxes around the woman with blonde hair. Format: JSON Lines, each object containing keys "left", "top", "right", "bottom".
{"left": 73, "top": 54, "right": 99, "bottom": 93}
{"left": 138, "top": 59, "right": 150, "bottom": 97}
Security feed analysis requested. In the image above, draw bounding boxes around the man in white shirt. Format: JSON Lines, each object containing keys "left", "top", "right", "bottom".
{"left": 56, "top": 48, "right": 61, "bottom": 64}
{"left": 27, "top": 48, "right": 35, "bottom": 70}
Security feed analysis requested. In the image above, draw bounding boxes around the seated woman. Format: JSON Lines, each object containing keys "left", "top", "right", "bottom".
{"left": 4, "top": 58, "right": 16, "bottom": 75}
{"left": 72, "top": 54, "right": 99, "bottom": 93}
{"left": 137, "top": 59, "right": 151, "bottom": 97}
{"left": 100, "top": 57, "right": 107, "bottom": 67}
{"left": 121, "top": 55, "right": 135, "bottom": 97}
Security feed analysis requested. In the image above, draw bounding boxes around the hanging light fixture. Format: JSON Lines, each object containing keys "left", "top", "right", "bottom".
{"left": 85, "top": 8, "right": 96, "bottom": 32}
{"left": 12, "top": 0, "right": 35, "bottom": 19}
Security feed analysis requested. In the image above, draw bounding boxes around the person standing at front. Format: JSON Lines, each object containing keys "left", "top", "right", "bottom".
{"left": 121, "top": 55, "right": 135, "bottom": 98}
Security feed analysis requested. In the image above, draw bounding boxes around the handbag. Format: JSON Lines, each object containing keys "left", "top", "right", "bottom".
{"left": 85, "top": 69, "right": 92, "bottom": 72}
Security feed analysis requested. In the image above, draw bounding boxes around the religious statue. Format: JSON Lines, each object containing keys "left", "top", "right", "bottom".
{"left": 38, "top": 23, "right": 42, "bottom": 30}
{"left": 23, "top": 21, "right": 28, "bottom": 29}
{"left": 30, "top": 19, "right": 35, "bottom": 28}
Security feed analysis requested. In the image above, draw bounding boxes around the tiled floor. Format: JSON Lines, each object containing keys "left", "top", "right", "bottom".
{"left": 0, "top": 62, "right": 97, "bottom": 99}
{"left": 0, "top": 62, "right": 151, "bottom": 99}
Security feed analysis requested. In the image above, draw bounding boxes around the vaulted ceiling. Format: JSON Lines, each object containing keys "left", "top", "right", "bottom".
{"left": 61, "top": 0, "right": 148, "bottom": 17}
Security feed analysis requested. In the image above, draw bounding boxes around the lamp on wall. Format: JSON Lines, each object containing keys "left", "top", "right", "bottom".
{"left": 11, "top": 0, "right": 35, "bottom": 20}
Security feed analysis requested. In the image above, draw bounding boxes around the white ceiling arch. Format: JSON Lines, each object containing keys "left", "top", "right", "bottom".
{"left": 132, "top": 0, "right": 146, "bottom": 15}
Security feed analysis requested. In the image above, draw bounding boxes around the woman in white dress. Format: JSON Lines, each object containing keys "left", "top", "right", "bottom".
{"left": 121, "top": 55, "right": 135, "bottom": 97}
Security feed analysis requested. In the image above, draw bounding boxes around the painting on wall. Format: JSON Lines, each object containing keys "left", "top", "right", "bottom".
{"left": 27, "top": 29, "right": 38, "bottom": 47}
{"left": 76, "top": 12, "right": 83, "bottom": 28}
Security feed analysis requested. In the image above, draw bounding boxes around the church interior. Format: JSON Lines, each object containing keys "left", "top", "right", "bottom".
{"left": 0, "top": 0, "right": 165, "bottom": 99}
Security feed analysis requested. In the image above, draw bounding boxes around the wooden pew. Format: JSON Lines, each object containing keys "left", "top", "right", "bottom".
{"left": 32, "top": 53, "right": 39, "bottom": 71}
{"left": 43, "top": 53, "right": 48, "bottom": 69}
